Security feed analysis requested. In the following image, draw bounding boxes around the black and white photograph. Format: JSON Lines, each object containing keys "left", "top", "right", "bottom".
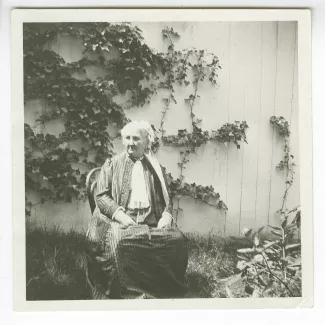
{"left": 11, "top": 8, "right": 312, "bottom": 310}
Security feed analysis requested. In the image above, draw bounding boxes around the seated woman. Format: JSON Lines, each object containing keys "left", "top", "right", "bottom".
{"left": 86, "top": 121, "right": 188, "bottom": 299}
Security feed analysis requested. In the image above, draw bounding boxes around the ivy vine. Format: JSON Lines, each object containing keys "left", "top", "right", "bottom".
{"left": 158, "top": 27, "right": 180, "bottom": 140}
{"left": 270, "top": 116, "right": 297, "bottom": 212}
{"left": 24, "top": 23, "right": 165, "bottom": 208}
{"left": 166, "top": 172, "right": 228, "bottom": 211}
{"left": 24, "top": 22, "right": 247, "bottom": 220}
{"left": 211, "top": 121, "right": 249, "bottom": 149}
{"left": 155, "top": 27, "right": 247, "bottom": 219}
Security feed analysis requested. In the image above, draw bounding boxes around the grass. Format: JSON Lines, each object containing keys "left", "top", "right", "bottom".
{"left": 26, "top": 226, "right": 91, "bottom": 300}
{"left": 183, "top": 233, "right": 252, "bottom": 298}
{"left": 26, "top": 225, "right": 252, "bottom": 300}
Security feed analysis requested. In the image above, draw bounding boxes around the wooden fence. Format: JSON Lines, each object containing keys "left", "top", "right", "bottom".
{"left": 26, "top": 21, "right": 299, "bottom": 236}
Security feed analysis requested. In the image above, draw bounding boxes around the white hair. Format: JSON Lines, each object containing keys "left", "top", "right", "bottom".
{"left": 121, "top": 121, "right": 155, "bottom": 148}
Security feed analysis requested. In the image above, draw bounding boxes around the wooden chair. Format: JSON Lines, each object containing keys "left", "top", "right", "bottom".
{"left": 86, "top": 167, "right": 101, "bottom": 214}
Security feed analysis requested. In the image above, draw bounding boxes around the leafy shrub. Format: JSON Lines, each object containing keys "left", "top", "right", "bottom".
{"left": 226, "top": 206, "right": 301, "bottom": 297}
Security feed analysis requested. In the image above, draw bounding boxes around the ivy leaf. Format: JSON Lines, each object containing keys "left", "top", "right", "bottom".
{"left": 101, "top": 46, "right": 110, "bottom": 52}
{"left": 93, "top": 107, "right": 101, "bottom": 114}
{"left": 86, "top": 97, "right": 94, "bottom": 103}
{"left": 58, "top": 142, "right": 68, "bottom": 150}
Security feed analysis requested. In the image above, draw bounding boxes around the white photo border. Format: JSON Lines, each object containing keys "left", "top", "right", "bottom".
{"left": 11, "top": 8, "right": 313, "bottom": 311}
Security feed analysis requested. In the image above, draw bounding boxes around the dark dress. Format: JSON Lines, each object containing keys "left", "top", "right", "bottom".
{"left": 86, "top": 152, "right": 188, "bottom": 299}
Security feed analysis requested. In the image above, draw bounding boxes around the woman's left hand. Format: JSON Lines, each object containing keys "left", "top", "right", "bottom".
{"left": 157, "top": 213, "right": 173, "bottom": 229}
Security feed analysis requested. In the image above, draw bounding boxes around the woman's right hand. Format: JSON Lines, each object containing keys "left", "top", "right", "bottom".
{"left": 114, "top": 209, "right": 136, "bottom": 228}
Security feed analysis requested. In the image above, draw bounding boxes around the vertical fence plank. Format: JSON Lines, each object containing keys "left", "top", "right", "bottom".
{"left": 254, "top": 22, "right": 279, "bottom": 230}
{"left": 286, "top": 24, "right": 300, "bottom": 211}
{"left": 239, "top": 22, "right": 263, "bottom": 232}
{"left": 225, "top": 22, "right": 247, "bottom": 235}
{"left": 268, "top": 22, "right": 297, "bottom": 227}
{"left": 211, "top": 23, "right": 231, "bottom": 235}
{"left": 176, "top": 23, "right": 231, "bottom": 235}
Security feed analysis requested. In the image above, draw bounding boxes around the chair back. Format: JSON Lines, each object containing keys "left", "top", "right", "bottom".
{"left": 86, "top": 167, "right": 101, "bottom": 214}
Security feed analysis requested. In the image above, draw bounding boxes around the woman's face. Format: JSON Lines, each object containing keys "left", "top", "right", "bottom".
{"left": 124, "top": 128, "right": 148, "bottom": 159}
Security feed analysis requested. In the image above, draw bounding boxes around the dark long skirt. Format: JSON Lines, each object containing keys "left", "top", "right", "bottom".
{"left": 86, "top": 223, "right": 189, "bottom": 299}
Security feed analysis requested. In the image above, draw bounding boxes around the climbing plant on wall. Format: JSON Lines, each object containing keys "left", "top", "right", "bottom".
{"left": 24, "top": 23, "right": 249, "bottom": 216}
{"left": 269, "top": 116, "right": 298, "bottom": 224}
{"left": 155, "top": 26, "right": 248, "bottom": 217}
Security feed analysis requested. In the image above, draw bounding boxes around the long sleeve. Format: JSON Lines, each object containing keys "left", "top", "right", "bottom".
{"left": 95, "top": 158, "right": 121, "bottom": 219}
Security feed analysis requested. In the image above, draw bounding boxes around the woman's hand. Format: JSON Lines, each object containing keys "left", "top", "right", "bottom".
{"left": 157, "top": 213, "right": 173, "bottom": 229}
{"left": 114, "top": 209, "right": 136, "bottom": 228}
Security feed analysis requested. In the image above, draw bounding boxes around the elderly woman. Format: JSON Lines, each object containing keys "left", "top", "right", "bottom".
{"left": 86, "top": 121, "right": 188, "bottom": 299}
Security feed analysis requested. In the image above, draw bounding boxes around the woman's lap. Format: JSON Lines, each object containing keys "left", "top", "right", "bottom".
{"left": 86, "top": 224, "right": 188, "bottom": 299}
